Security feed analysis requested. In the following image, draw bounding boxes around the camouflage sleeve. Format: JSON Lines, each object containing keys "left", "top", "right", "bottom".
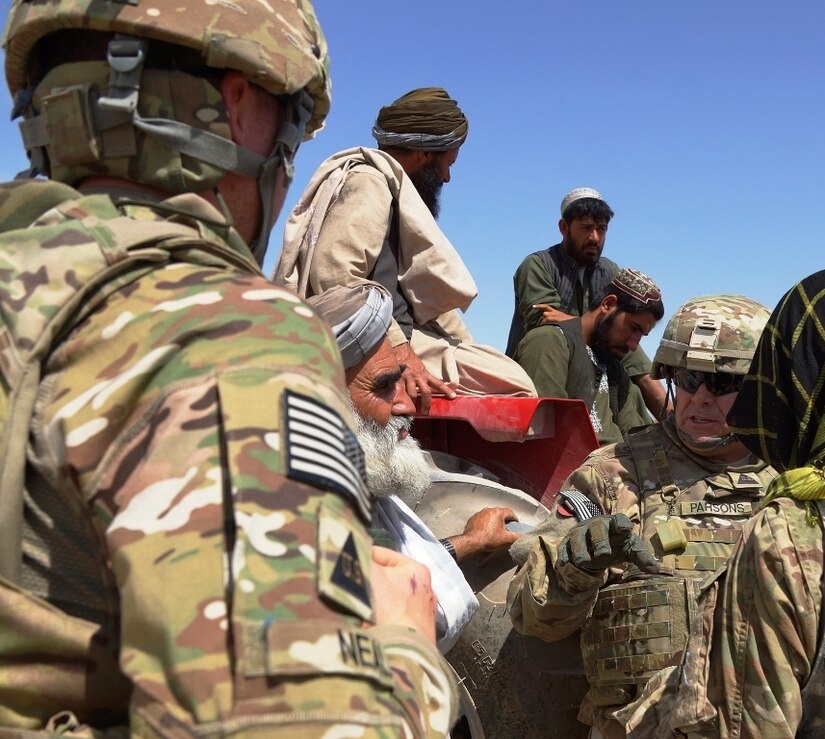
{"left": 508, "top": 455, "right": 638, "bottom": 641}
{"left": 513, "top": 252, "right": 562, "bottom": 333}
{"left": 707, "top": 498, "right": 823, "bottom": 738}
{"left": 48, "top": 270, "right": 457, "bottom": 737}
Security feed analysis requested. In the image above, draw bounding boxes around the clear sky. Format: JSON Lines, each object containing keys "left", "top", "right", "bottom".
{"left": 1, "top": 1, "right": 822, "bottom": 359}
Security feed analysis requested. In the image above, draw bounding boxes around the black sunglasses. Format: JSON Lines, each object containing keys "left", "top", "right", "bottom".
{"left": 673, "top": 369, "right": 742, "bottom": 396}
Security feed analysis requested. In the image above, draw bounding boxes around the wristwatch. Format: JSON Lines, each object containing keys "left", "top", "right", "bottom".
{"left": 439, "top": 537, "right": 457, "bottom": 561}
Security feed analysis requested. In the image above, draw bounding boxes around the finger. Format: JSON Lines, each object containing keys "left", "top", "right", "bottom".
{"left": 499, "top": 507, "right": 518, "bottom": 522}
{"left": 566, "top": 524, "right": 593, "bottom": 569}
{"left": 608, "top": 512, "right": 635, "bottom": 547}
{"left": 624, "top": 535, "right": 661, "bottom": 574}
{"left": 588, "top": 517, "right": 613, "bottom": 561}
{"left": 417, "top": 378, "right": 432, "bottom": 415}
{"left": 425, "top": 372, "right": 456, "bottom": 400}
{"left": 371, "top": 545, "right": 401, "bottom": 567}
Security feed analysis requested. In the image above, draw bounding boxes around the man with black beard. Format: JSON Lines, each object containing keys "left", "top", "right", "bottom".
{"left": 276, "top": 87, "right": 536, "bottom": 413}
{"left": 308, "top": 283, "right": 522, "bottom": 653}
{"left": 515, "top": 268, "right": 665, "bottom": 445}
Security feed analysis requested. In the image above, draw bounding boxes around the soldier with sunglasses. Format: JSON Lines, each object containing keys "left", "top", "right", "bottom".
{"left": 507, "top": 294, "right": 776, "bottom": 738}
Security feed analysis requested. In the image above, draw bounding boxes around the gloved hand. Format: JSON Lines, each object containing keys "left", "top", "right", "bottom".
{"left": 557, "top": 513, "right": 660, "bottom": 574}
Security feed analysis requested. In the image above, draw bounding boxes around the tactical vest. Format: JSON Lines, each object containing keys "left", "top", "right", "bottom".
{"left": 580, "top": 425, "right": 774, "bottom": 708}
{"left": 0, "top": 179, "right": 259, "bottom": 731}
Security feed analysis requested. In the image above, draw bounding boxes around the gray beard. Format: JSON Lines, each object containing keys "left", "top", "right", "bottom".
{"left": 354, "top": 412, "right": 432, "bottom": 503}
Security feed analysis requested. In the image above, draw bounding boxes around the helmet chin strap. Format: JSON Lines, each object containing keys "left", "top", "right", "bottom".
{"left": 97, "top": 36, "right": 314, "bottom": 264}
{"left": 248, "top": 88, "right": 315, "bottom": 263}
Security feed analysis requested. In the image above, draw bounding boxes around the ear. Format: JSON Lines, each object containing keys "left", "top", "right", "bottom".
{"left": 558, "top": 218, "right": 568, "bottom": 239}
{"left": 220, "top": 70, "right": 254, "bottom": 146}
{"left": 600, "top": 294, "right": 618, "bottom": 315}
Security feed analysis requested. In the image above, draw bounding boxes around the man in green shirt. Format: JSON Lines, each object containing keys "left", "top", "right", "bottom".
{"left": 506, "top": 188, "right": 666, "bottom": 416}
{"left": 514, "top": 268, "right": 665, "bottom": 445}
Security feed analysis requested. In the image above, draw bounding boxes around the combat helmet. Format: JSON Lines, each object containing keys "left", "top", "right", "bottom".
{"left": 2, "top": 0, "right": 331, "bottom": 260}
{"left": 651, "top": 294, "right": 770, "bottom": 379}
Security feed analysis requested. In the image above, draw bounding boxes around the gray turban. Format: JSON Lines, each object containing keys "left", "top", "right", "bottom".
{"left": 307, "top": 284, "right": 393, "bottom": 369}
{"left": 372, "top": 87, "right": 469, "bottom": 151}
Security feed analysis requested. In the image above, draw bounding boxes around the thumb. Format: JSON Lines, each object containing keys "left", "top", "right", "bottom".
{"left": 623, "top": 534, "right": 661, "bottom": 574}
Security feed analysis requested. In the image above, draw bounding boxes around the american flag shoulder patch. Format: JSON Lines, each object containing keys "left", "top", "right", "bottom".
{"left": 284, "top": 390, "right": 372, "bottom": 523}
{"left": 558, "top": 489, "right": 602, "bottom": 522}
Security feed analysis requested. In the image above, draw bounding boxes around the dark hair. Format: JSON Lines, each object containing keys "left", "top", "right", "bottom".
{"left": 589, "top": 284, "right": 665, "bottom": 321}
{"left": 562, "top": 197, "right": 614, "bottom": 225}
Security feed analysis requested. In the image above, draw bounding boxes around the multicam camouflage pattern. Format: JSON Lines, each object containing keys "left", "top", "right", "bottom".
{"left": 2, "top": 0, "right": 331, "bottom": 136}
{"left": 0, "top": 179, "right": 457, "bottom": 736}
{"left": 651, "top": 294, "right": 770, "bottom": 378}
{"left": 27, "top": 62, "right": 235, "bottom": 194}
{"left": 508, "top": 416, "right": 775, "bottom": 737}
{"left": 3, "top": 0, "right": 329, "bottom": 195}
{"left": 619, "top": 496, "right": 825, "bottom": 738}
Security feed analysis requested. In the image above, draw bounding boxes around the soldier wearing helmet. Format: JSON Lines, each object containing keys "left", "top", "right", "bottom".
{"left": 0, "top": 0, "right": 457, "bottom": 735}
{"left": 508, "top": 294, "right": 777, "bottom": 738}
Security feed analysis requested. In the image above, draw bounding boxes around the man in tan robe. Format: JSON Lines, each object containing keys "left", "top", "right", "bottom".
{"left": 274, "top": 87, "right": 536, "bottom": 411}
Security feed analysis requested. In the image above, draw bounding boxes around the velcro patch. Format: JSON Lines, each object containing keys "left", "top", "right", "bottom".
{"left": 679, "top": 500, "right": 753, "bottom": 517}
{"left": 284, "top": 390, "right": 371, "bottom": 523}
{"left": 735, "top": 473, "right": 762, "bottom": 489}
{"left": 241, "top": 619, "right": 394, "bottom": 689}
{"left": 331, "top": 532, "right": 371, "bottom": 609}
{"left": 559, "top": 489, "right": 602, "bottom": 521}
{"left": 318, "top": 500, "right": 374, "bottom": 622}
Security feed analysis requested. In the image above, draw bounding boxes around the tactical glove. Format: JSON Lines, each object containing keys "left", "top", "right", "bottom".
{"left": 557, "top": 513, "right": 659, "bottom": 574}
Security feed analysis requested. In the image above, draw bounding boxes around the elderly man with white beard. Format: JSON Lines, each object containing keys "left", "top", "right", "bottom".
{"left": 308, "top": 282, "right": 520, "bottom": 652}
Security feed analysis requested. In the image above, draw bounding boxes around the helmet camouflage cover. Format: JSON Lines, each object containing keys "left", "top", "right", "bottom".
{"left": 2, "top": 0, "right": 330, "bottom": 259}
{"left": 651, "top": 294, "right": 770, "bottom": 378}
{"left": 2, "top": 0, "right": 331, "bottom": 136}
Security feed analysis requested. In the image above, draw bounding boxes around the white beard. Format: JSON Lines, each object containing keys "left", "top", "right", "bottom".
{"left": 354, "top": 412, "right": 431, "bottom": 502}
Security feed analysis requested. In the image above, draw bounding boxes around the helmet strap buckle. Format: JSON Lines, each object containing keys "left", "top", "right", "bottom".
{"left": 99, "top": 36, "right": 147, "bottom": 115}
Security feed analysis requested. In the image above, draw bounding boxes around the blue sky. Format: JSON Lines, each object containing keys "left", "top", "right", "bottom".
{"left": 1, "top": 1, "right": 823, "bottom": 359}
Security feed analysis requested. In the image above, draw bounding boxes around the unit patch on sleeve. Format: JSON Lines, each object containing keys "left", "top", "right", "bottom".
{"left": 331, "top": 532, "right": 371, "bottom": 612}
{"left": 284, "top": 390, "right": 372, "bottom": 523}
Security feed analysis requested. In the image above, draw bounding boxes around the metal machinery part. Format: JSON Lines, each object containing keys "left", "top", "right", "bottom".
{"left": 413, "top": 451, "right": 590, "bottom": 739}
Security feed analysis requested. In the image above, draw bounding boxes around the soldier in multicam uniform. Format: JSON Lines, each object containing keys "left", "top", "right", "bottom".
{"left": 507, "top": 294, "right": 776, "bottom": 738}
{"left": 621, "top": 270, "right": 825, "bottom": 739}
{"left": 0, "top": 0, "right": 457, "bottom": 736}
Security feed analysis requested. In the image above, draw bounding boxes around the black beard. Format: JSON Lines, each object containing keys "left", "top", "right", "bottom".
{"left": 590, "top": 311, "right": 617, "bottom": 364}
{"left": 409, "top": 161, "right": 443, "bottom": 218}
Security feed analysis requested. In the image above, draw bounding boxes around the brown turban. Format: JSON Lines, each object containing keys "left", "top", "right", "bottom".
{"left": 372, "top": 87, "right": 468, "bottom": 151}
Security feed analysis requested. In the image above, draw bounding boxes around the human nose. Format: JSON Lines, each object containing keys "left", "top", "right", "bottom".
{"left": 691, "top": 382, "right": 716, "bottom": 403}
{"left": 393, "top": 378, "right": 416, "bottom": 415}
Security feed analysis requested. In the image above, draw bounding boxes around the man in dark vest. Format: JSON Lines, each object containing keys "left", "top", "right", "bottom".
{"left": 514, "top": 268, "right": 665, "bottom": 445}
{"left": 506, "top": 188, "right": 666, "bottom": 416}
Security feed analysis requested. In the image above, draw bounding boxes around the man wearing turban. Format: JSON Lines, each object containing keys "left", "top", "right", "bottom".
{"left": 275, "top": 87, "right": 536, "bottom": 412}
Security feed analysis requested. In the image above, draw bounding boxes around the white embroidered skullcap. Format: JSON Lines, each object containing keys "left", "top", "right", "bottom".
{"left": 560, "top": 187, "right": 605, "bottom": 216}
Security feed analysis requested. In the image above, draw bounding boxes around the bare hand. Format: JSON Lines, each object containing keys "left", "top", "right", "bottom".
{"left": 450, "top": 507, "right": 520, "bottom": 561}
{"left": 533, "top": 304, "right": 572, "bottom": 325}
{"left": 370, "top": 546, "right": 437, "bottom": 643}
{"left": 393, "top": 342, "right": 456, "bottom": 415}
